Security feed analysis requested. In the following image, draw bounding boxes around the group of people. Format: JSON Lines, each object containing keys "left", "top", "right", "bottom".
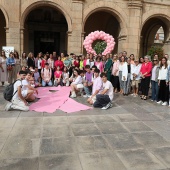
{"left": 1, "top": 50, "right": 170, "bottom": 111}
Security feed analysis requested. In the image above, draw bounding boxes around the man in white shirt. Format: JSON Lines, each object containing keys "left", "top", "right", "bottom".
{"left": 41, "top": 63, "right": 52, "bottom": 87}
{"left": 93, "top": 72, "right": 114, "bottom": 110}
{"left": 165, "top": 54, "right": 170, "bottom": 66}
{"left": 5, "top": 71, "right": 29, "bottom": 111}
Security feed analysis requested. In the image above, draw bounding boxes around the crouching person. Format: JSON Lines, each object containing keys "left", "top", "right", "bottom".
{"left": 93, "top": 72, "right": 114, "bottom": 110}
{"left": 5, "top": 71, "right": 29, "bottom": 111}
{"left": 87, "top": 69, "right": 103, "bottom": 105}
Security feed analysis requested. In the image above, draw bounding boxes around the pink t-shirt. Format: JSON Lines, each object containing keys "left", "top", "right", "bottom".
{"left": 92, "top": 76, "right": 103, "bottom": 94}
{"left": 54, "top": 71, "right": 62, "bottom": 78}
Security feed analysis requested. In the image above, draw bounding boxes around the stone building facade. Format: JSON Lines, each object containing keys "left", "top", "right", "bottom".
{"left": 0, "top": 0, "right": 170, "bottom": 57}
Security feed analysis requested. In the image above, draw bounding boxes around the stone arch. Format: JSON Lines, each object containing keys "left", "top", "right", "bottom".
{"left": 83, "top": 1, "right": 128, "bottom": 36}
{"left": 0, "top": 5, "right": 9, "bottom": 28}
{"left": 20, "top": 0, "right": 72, "bottom": 32}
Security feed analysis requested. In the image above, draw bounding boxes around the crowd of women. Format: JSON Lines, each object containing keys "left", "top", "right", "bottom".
{"left": 0, "top": 50, "right": 170, "bottom": 107}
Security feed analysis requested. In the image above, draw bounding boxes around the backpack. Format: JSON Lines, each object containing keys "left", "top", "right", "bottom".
{"left": 3, "top": 80, "right": 21, "bottom": 101}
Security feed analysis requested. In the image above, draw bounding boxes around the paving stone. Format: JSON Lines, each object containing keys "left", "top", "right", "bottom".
{"left": 132, "top": 112, "right": 161, "bottom": 121}
{"left": 71, "top": 124, "right": 100, "bottom": 136}
{"left": 42, "top": 125, "right": 73, "bottom": 138}
{"left": 39, "top": 154, "right": 82, "bottom": 170}
{"left": 90, "top": 115, "right": 116, "bottom": 123}
{"left": 122, "top": 122, "right": 153, "bottom": 132}
{"left": 0, "top": 111, "right": 20, "bottom": 118}
{"left": 43, "top": 110, "right": 67, "bottom": 116}
{"left": 43, "top": 117, "right": 68, "bottom": 125}
{"left": 132, "top": 132, "right": 170, "bottom": 148}
{"left": 10, "top": 126, "right": 41, "bottom": 139}
{"left": 97, "top": 123, "right": 128, "bottom": 134}
{"left": 154, "top": 113, "right": 170, "bottom": 121}
{"left": 68, "top": 116, "right": 93, "bottom": 124}
{"left": 19, "top": 111, "right": 43, "bottom": 117}
{"left": 79, "top": 152, "right": 126, "bottom": 170}
{"left": 0, "top": 137, "right": 40, "bottom": 159}
{"left": 115, "top": 114, "right": 139, "bottom": 122}
{"left": 105, "top": 133, "right": 143, "bottom": 150}
{"left": 0, "top": 127, "right": 12, "bottom": 139}
{"left": 0, "top": 118, "right": 16, "bottom": 128}
{"left": 76, "top": 136, "right": 109, "bottom": 153}
{"left": 0, "top": 158, "right": 39, "bottom": 170}
{"left": 15, "top": 117, "right": 43, "bottom": 126}
{"left": 0, "top": 140, "right": 5, "bottom": 151}
{"left": 40, "top": 137, "right": 77, "bottom": 155}
{"left": 151, "top": 147, "right": 170, "bottom": 168}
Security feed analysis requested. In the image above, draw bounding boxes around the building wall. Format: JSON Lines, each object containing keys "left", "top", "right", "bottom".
{"left": 0, "top": 0, "right": 170, "bottom": 57}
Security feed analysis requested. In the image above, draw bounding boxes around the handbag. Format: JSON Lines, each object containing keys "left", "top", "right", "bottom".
{"left": 7, "top": 65, "right": 13, "bottom": 71}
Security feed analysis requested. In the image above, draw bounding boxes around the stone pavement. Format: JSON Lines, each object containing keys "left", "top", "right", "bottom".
{"left": 0, "top": 86, "right": 170, "bottom": 170}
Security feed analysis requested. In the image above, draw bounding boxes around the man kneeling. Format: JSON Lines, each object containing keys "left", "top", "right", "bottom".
{"left": 93, "top": 72, "right": 114, "bottom": 110}
{"left": 87, "top": 68, "right": 103, "bottom": 105}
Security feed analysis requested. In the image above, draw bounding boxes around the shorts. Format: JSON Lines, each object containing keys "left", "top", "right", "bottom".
{"left": 22, "top": 90, "right": 28, "bottom": 98}
{"left": 132, "top": 80, "right": 140, "bottom": 88}
{"left": 77, "top": 84, "right": 84, "bottom": 89}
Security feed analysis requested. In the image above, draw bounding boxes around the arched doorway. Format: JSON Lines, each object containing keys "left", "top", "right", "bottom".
{"left": 140, "top": 16, "right": 170, "bottom": 57}
{"left": 0, "top": 9, "right": 6, "bottom": 51}
{"left": 24, "top": 6, "right": 68, "bottom": 55}
{"left": 84, "top": 11, "right": 121, "bottom": 54}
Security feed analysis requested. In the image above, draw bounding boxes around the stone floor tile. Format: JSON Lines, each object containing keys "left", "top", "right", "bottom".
{"left": 117, "top": 149, "right": 166, "bottom": 170}
{"left": 115, "top": 114, "right": 139, "bottom": 122}
{"left": 132, "top": 112, "right": 161, "bottom": 121}
{"left": 68, "top": 116, "right": 93, "bottom": 124}
{"left": 0, "top": 140, "right": 6, "bottom": 151}
{"left": 0, "top": 137, "right": 40, "bottom": 159}
{"left": 90, "top": 115, "right": 116, "bottom": 123}
{"left": 132, "top": 132, "right": 170, "bottom": 148}
{"left": 105, "top": 133, "right": 143, "bottom": 150}
{"left": 154, "top": 113, "right": 170, "bottom": 121}
{"left": 0, "top": 118, "right": 16, "bottom": 128}
{"left": 39, "top": 154, "right": 82, "bottom": 170}
{"left": 97, "top": 122, "right": 128, "bottom": 135}
{"left": 0, "top": 127, "right": 12, "bottom": 139}
{"left": 79, "top": 152, "right": 126, "bottom": 170}
{"left": 43, "top": 110, "right": 67, "bottom": 116}
{"left": 19, "top": 111, "right": 43, "bottom": 117}
{"left": 122, "top": 122, "right": 153, "bottom": 132}
{"left": 0, "top": 111, "right": 20, "bottom": 118}
{"left": 15, "top": 117, "right": 43, "bottom": 126}
{"left": 42, "top": 125, "right": 73, "bottom": 138}
{"left": 71, "top": 124, "right": 100, "bottom": 136}
{"left": 0, "top": 158, "right": 39, "bottom": 170}
{"left": 76, "top": 136, "right": 109, "bottom": 153}
{"left": 40, "top": 137, "right": 77, "bottom": 155}
{"left": 10, "top": 126, "right": 41, "bottom": 139}
{"left": 43, "top": 117, "right": 68, "bottom": 125}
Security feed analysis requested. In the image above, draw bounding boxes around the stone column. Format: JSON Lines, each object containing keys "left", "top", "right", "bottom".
{"left": 68, "top": 0, "right": 84, "bottom": 54}
{"left": 163, "top": 40, "right": 170, "bottom": 54}
{"left": 127, "top": 0, "right": 143, "bottom": 58}
{"left": 118, "top": 35, "right": 128, "bottom": 53}
{"left": 20, "top": 27, "right": 24, "bottom": 56}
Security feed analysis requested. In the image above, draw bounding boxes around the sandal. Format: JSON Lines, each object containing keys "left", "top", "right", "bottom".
{"left": 143, "top": 96, "right": 147, "bottom": 100}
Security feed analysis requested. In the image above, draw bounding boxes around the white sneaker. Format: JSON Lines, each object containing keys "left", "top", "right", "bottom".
{"left": 131, "top": 94, "right": 135, "bottom": 96}
{"left": 162, "top": 102, "right": 167, "bottom": 106}
{"left": 83, "top": 94, "right": 88, "bottom": 98}
{"left": 5, "top": 102, "right": 12, "bottom": 111}
{"left": 110, "top": 103, "right": 113, "bottom": 108}
{"left": 151, "top": 100, "right": 154, "bottom": 102}
{"left": 101, "top": 102, "right": 111, "bottom": 110}
{"left": 157, "top": 101, "right": 162, "bottom": 104}
{"left": 70, "top": 92, "right": 76, "bottom": 98}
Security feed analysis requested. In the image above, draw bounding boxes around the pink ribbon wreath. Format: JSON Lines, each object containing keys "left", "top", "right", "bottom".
{"left": 83, "top": 31, "right": 115, "bottom": 56}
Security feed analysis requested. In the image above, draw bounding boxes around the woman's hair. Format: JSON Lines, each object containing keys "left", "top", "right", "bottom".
{"left": 14, "top": 51, "right": 19, "bottom": 59}
{"left": 22, "top": 52, "right": 26, "bottom": 59}
{"left": 63, "top": 66, "right": 68, "bottom": 72}
{"left": 96, "top": 56, "right": 101, "bottom": 61}
{"left": 160, "top": 57, "right": 168, "bottom": 69}
{"left": 1, "top": 50, "right": 6, "bottom": 58}
{"left": 28, "top": 52, "right": 34, "bottom": 58}
{"left": 120, "top": 56, "right": 125, "bottom": 62}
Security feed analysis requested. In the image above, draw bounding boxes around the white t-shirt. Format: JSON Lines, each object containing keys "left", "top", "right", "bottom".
{"left": 103, "top": 80, "right": 114, "bottom": 100}
{"left": 12, "top": 80, "right": 22, "bottom": 100}
{"left": 22, "top": 79, "right": 29, "bottom": 91}
{"left": 72, "top": 75, "right": 83, "bottom": 85}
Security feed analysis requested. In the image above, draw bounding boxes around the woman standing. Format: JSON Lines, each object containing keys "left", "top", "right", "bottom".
{"left": 27, "top": 52, "right": 35, "bottom": 68}
{"left": 54, "top": 56, "right": 64, "bottom": 71}
{"left": 157, "top": 57, "right": 169, "bottom": 106}
{"left": 0, "top": 51, "right": 7, "bottom": 85}
{"left": 95, "top": 56, "right": 104, "bottom": 73}
{"left": 73, "top": 56, "right": 80, "bottom": 68}
{"left": 48, "top": 54, "right": 54, "bottom": 82}
{"left": 21, "top": 52, "right": 27, "bottom": 68}
{"left": 130, "top": 54, "right": 135, "bottom": 65}
{"left": 151, "top": 59, "right": 159, "bottom": 102}
{"left": 14, "top": 51, "right": 21, "bottom": 81}
{"left": 89, "top": 54, "right": 94, "bottom": 68}
{"left": 111, "top": 54, "right": 120, "bottom": 93}
{"left": 104, "top": 54, "right": 112, "bottom": 81}
{"left": 41, "top": 54, "right": 48, "bottom": 69}
{"left": 140, "top": 55, "right": 152, "bottom": 100}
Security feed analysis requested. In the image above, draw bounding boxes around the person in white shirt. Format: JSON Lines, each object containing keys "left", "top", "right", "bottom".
{"left": 157, "top": 57, "right": 169, "bottom": 106}
{"left": 93, "top": 72, "right": 114, "bottom": 110}
{"left": 70, "top": 69, "right": 84, "bottom": 98}
{"left": 131, "top": 59, "right": 142, "bottom": 97}
{"left": 87, "top": 68, "right": 103, "bottom": 105}
{"left": 5, "top": 71, "right": 29, "bottom": 111}
{"left": 165, "top": 54, "right": 170, "bottom": 66}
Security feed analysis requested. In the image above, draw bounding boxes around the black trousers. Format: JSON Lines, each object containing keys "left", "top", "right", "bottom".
{"left": 111, "top": 75, "right": 120, "bottom": 91}
{"left": 141, "top": 76, "right": 151, "bottom": 96}
{"left": 93, "top": 94, "right": 111, "bottom": 108}
{"left": 158, "top": 80, "right": 169, "bottom": 102}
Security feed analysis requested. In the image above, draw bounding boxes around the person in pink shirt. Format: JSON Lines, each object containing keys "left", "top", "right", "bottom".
{"left": 54, "top": 56, "right": 64, "bottom": 71}
{"left": 54, "top": 66, "right": 63, "bottom": 86}
{"left": 95, "top": 56, "right": 104, "bottom": 73}
{"left": 83, "top": 54, "right": 90, "bottom": 69}
{"left": 140, "top": 55, "right": 152, "bottom": 100}
{"left": 87, "top": 68, "right": 103, "bottom": 105}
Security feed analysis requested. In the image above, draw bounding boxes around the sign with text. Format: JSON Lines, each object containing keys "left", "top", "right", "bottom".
{"left": 2, "top": 46, "right": 14, "bottom": 58}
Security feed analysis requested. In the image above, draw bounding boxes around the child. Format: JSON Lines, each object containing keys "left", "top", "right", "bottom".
{"left": 34, "top": 67, "right": 41, "bottom": 87}
{"left": 54, "top": 66, "right": 63, "bottom": 86}
{"left": 62, "top": 66, "right": 69, "bottom": 86}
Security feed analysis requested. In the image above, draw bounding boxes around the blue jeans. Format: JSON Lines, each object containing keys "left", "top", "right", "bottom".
{"left": 84, "top": 86, "right": 92, "bottom": 96}
{"left": 123, "top": 73, "right": 131, "bottom": 94}
{"left": 93, "top": 94, "right": 111, "bottom": 108}
{"left": 151, "top": 80, "right": 159, "bottom": 101}
{"left": 42, "top": 80, "right": 52, "bottom": 87}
